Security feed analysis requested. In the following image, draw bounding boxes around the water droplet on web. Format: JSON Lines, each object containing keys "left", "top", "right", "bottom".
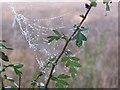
{"left": 9, "top": 2, "right": 80, "bottom": 78}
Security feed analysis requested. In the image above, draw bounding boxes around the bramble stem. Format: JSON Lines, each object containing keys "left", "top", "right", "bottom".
{"left": 45, "top": 5, "right": 92, "bottom": 88}
{"left": 18, "top": 75, "right": 21, "bottom": 90}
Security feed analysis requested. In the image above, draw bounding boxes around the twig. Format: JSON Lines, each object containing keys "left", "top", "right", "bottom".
{"left": 18, "top": 75, "right": 21, "bottom": 90}
{"left": 45, "top": 5, "right": 92, "bottom": 88}
{"left": 1, "top": 77, "right": 5, "bottom": 90}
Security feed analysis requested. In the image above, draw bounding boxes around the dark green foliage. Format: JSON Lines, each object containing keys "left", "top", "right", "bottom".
{"left": 0, "top": 40, "right": 13, "bottom": 62}
{"left": 0, "top": 42, "right": 13, "bottom": 50}
{"left": 103, "top": 0, "right": 110, "bottom": 11}
{"left": 0, "top": 51, "right": 9, "bottom": 62}
{"left": 58, "top": 74, "right": 70, "bottom": 79}
{"left": 0, "top": 40, "right": 24, "bottom": 89}
{"left": 47, "top": 29, "right": 69, "bottom": 43}
{"left": 61, "top": 56, "right": 81, "bottom": 77}
{"left": 72, "top": 30, "right": 87, "bottom": 47}
{"left": 51, "top": 74, "right": 70, "bottom": 88}
{"left": 90, "top": 2, "right": 97, "bottom": 7}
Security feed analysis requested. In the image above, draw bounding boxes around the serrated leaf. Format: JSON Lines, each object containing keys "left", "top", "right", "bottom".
{"left": 58, "top": 80, "right": 69, "bottom": 85}
{"left": 76, "top": 38, "right": 82, "bottom": 47}
{"left": 71, "top": 61, "right": 81, "bottom": 67}
{"left": 71, "top": 57, "right": 80, "bottom": 61}
{"left": 66, "top": 60, "right": 70, "bottom": 67}
{"left": 0, "top": 51, "right": 9, "bottom": 62}
{"left": 73, "top": 30, "right": 87, "bottom": 47}
{"left": 91, "top": 2, "right": 97, "bottom": 7}
{"left": 53, "top": 30, "right": 61, "bottom": 36}
{"left": 0, "top": 43, "right": 13, "bottom": 50}
{"left": 103, "top": 0, "right": 110, "bottom": 11}
{"left": 13, "top": 64, "right": 24, "bottom": 68}
{"left": 69, "top": 66, "right": 77, "bottom": 78}
{"left": 14, "top": 68, "right": 22, "bottom": 75}
{"left": 47, "top": 36, "right": 61, "bottom": 43}
{"left": 51, "top": 76, "right": 58, "bottom": 81}
{"left": 56, "top": 82, "right": 64, "bottom": 88}
{"left": 5, "top": 47, "right": 13, "bottom": 50}
{"left": 80, "top": 32, "right": 87, "bottom": 41}
{"left": 106, "top": 2, "right": 110, "bottom": 11}
{"left": 58, "top": 74, "right": 70, "bottom": 79}
{"left": 61, "top": 56, "right": 70, "bottom": 62}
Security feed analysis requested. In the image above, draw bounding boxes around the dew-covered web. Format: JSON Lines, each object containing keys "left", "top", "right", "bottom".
{"left": 9, "top": 2, "right": 82, "bottom": 77}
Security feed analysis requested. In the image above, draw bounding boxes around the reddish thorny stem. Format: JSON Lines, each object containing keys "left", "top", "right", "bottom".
{"left": 45, "top": 5, "right": 93, "bottom": 88}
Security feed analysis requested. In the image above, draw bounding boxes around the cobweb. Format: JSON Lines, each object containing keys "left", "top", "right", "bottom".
{"left": 9, "top": 2, "right": 83, "bottom": 77}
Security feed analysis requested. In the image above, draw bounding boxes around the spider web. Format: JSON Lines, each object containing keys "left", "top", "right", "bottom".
{"left": 9, "top": 2, "right": 82, "bottom": 77}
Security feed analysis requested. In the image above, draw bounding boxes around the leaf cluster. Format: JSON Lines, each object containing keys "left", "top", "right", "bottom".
{"left": 61, "top": 56, "right": 81, "bottom": 78}
{"left": 47, "top": 30, "right": 68, "bottom": 43}
{"left": 51, "top": 74, "right": 70, "bottom": 88}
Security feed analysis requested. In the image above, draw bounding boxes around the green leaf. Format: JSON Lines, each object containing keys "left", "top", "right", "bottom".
{"left": 66, "top": 60, "right": 71, "bottom": 67}
{"left": 64, "top": 49, "right": 72, "bottom": 55}
{"left": 53, "top": 30, "right": 61, "bottom": 36}
{"left": 47, "top": 36, "right": 61, "bottom": 43}
{"left": 80, "top": 15, "right": 85, "bottom": 18}
{"left": 71, "top": 57, "right": 80, "bottom": 61}
{"left": 69, "top": 66, "right": 77, "bottom": 78}
{"left": 62, "top": 36, "right": 69, "bottom": 41}
{"left": 80, "top": 32, "right": 87, "bottom": 41}
{"left": 91, "top": 2, "right": 97, "bottom": 7}
{"left": 103, "top": 0, "right": 110, "bottom": 11}
{"left": 58, "top": 74, "right": 70, "bottom": 79}
{"left": 70, "top": 61, "right": 81, "bottom": 67}
{"left": 51, "top": 76, "right": 58, "bottom": 81}
{"left": 56, "top": 82, "right": 64, "bottom": 88}
{"left": 0, "top": 51, "right": 9, "bottom": 62}
{"left": 61, "top": 56, "right": 70, "bottom": 62}
{"left": 13, "top": 64, "right": 24, "bottom": 68}
{"left": 0, "top": 43, "right": 13, "bottom": 50}
{"left": 0, "top": 43, "right": 6, "bottom": 50}
{"left": 31, "top": 81, "right": 36, "bottom": 88}
{"left": 73, "top": 30, "right": 87, "bottom": 47}
{"left": 76, "top": 38, "right": 82, "bottom": 47}
{"left": 106, "top": 2, "right": 110, "bottom": 11}
{"left": 5, "top": 47, "right": 13, "bottom": 50}
{"left": 58, "top": 80, "right": 69, "bottom": 85}
{"left": 14, "top": 68, "right": 22, "bottom": 75}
